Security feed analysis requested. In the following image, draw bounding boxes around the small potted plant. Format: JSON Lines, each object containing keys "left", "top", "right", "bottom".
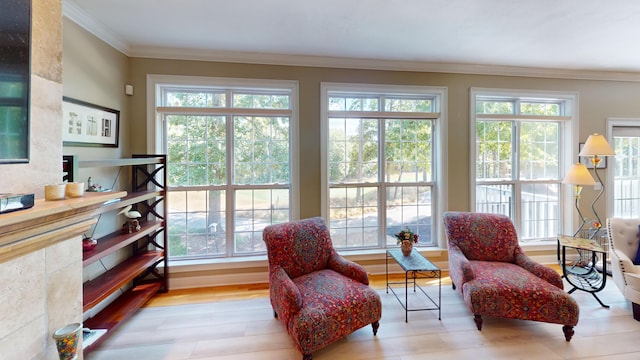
{"left": 396, "top": 227, "right": 418, "bottom": 256}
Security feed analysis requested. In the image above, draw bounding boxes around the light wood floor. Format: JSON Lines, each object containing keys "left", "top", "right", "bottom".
{"left": 144, "top": 273, "right": 447, "bottom": 307}
{"left": 88, "top": 270, "right": 640, "bottom": 360}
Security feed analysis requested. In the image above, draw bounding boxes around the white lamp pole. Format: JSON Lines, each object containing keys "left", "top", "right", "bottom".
{"left": 562, "top": 163, "right": 596, "bottom": 237}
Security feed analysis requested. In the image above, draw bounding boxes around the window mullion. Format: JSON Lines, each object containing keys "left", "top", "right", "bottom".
{"left": 226, "top": 89, "right": 232, "bottom": 107}
{"left": 379, "top": 117, "right": 386, "bottom": 247}
{"left": 513, "top": 121, "right": 519, "bottom": 182}
{"left": 511, "top": 121, "right": 520, "bottom": 227}
{"left": 226, "top": 114, "right": 234, "bottom": 257}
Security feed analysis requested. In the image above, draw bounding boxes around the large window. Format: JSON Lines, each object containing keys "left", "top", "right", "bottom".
{"left": 610, "top": 120, "right": 640, "bottom": 218}
{"left": 322, "top": 83, "right": 447, "bottom": 249}
{"left": 471, "top": 89, "right": 577, "bottom": 242}
{"left": 151, "top": 76, "right": 298, "bottom": 259}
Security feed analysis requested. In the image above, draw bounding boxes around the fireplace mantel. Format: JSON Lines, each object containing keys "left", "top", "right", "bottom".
{"left": 0, "top": 191, "right": 126, "bottom": 264}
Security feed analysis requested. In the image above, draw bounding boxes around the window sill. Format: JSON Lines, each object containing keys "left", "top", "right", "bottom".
{"left": 520, "top": 240, "right": 559, "bottom": 252}
{"left": 166, "top": 242, "right": 554, "bottom": 272}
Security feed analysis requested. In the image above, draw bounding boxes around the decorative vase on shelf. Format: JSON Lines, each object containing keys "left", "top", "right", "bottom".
{"left": 52, "top": 322, "right": 82, "bottom": 360}
{"left": 401, "top": 240, "right": 413, "bottom": 256}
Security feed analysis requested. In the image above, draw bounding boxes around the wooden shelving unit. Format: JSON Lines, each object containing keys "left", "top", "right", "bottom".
{"left": 64, "top": 154, "right": 168, "bottom": 354}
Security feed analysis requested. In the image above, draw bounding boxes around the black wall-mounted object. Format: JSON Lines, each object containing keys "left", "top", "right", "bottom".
{"left": 0, "top": 193, "right": 34, "bottom": 214}
{"left": 0, "top": 0, "right": 31, "bottom": 164}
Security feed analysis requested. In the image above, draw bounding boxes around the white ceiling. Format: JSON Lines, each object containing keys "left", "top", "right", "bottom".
{"left": 64, "top": 0, "right": 640, "bottom": 76}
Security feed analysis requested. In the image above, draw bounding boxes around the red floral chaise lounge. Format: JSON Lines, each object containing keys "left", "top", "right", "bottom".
{"left": 443, "top": 211, "right": 579, "bottom": 341}
{"left": 263, "top": 217, "right": 382, "bottom": 360}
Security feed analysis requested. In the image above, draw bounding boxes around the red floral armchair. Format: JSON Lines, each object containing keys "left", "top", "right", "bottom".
{"left": 263, "top": 217, "right": 381, "bottom": 360}
{"left": 443, "top": 211, "right": 579, "bottom": 341}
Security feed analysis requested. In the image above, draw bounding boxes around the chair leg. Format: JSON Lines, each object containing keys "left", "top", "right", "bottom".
{"left": 372, "top": 321, "right": 380, "bottom": 336}
{"left": 302, "top": 354, "right": 312, "bottom": 360}
{"left": 452, "top": 282, "right": 456, "bottom": 290}
{"left": 562, "top": 325, "right": 574, "bottom": 341}
{"left": 633, "top": 302, "right": 640, "bottom": 321}
{"left": 273, "top": 310, "right": 278, "bottom": 319}
{"left": 473, "top": 314, "right": 483, "bottom": 330}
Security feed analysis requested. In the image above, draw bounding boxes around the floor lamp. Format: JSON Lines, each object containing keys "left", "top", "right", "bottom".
{"left": 578, "top": 133, "right": 616, "bottom": 239}
{"left": 562, "top": 163, "right": 596, "bottom": 237}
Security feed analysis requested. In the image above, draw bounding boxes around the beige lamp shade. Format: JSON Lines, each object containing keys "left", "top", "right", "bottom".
{"left": 579, "top": 133, "right": 615, "bottom": 157}
{"left": 562, "top": 163, "right": 596, "bottom": 185}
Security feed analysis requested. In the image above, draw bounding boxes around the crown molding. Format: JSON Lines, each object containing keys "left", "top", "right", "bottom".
{"left": 62, "top": 0, "right": 131, "bottom": 56}
{"left": 62, "top": 0, "right": 640, "bottom": 83}
{"left": 131, "top": 46, "right": 640, "bottom": 82}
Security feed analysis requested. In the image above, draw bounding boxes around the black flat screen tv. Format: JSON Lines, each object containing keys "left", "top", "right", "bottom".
{"left": 0, "top": 0, "right": 31, "bottom": 163}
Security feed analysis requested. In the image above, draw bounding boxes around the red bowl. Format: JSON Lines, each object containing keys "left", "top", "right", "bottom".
{"left": 82, "top": 238, "right": 97, "bottom": 252}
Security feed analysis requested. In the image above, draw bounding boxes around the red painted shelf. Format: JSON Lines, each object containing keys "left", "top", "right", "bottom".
{"left": 83, "top": 282, "right": 162, "bottom": 352}
{"left": 83, "top": 251, "right": 164, "bottom": 312}
{"left": 82, "top": 220, "right": 163, "bottom": 267}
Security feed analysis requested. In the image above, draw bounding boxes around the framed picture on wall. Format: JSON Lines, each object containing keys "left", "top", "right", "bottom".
{"left": 62, "top": 97, "right": 119, "bottom": 147}
{"left": 579, "top": 142, "right": 607, "bottom": 169}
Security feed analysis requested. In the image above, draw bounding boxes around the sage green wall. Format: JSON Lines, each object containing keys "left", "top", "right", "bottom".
{"left": 61, "top": 19, "right": 132, "bottom": 242}
{"left": 62, "top": 18, "right": 131, "bottom": 161}
{"left": 128, "top": 58, "right": 640, "bottom": 219}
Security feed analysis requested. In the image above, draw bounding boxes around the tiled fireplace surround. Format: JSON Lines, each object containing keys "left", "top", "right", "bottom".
{"left": 0, "top": 1, "right": 76, "bottom": 359}
{"left": 0, "top": 208, "right": 87, "bottom": 359}
{"left": 0, "top": 193, "right": 122, "bottom": 359}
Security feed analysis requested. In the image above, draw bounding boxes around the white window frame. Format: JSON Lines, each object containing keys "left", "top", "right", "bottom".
{"left": 607, "top": 118, "right": 640, "bottom": 219}
{"left": 321, "top": 82, "right": 448, "bottom": 249}
{"left": 147, "top": 74, "right": 300, "bottom": 258}
{"left": 470, "top": 88, "right": 579, "bottom": 242}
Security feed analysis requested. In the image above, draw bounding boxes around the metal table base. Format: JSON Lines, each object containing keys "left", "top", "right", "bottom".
{"left": 386, "top": 248, "right": 441, "bottom": 322}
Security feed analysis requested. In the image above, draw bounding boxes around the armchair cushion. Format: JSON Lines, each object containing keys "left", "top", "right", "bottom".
{"left": 290, "top": 269, "right": 381, "bottom": 351}
{"left": 463, "top": 261, "right": 576, "bottom": 323}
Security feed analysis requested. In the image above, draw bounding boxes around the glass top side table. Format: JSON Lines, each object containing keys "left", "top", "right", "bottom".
{"left": 557, "top": 234, "right": 609, "bottom": 308}
{"left": 386, "top": 248, "right": 441, "bottom": 322}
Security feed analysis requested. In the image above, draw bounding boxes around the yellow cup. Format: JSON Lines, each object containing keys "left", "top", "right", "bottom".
{"left": 65, "top": 182, "right": 85, "bottom": 198}
{"left": 44, "top": 184, "right": 66, "bottom": 201}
